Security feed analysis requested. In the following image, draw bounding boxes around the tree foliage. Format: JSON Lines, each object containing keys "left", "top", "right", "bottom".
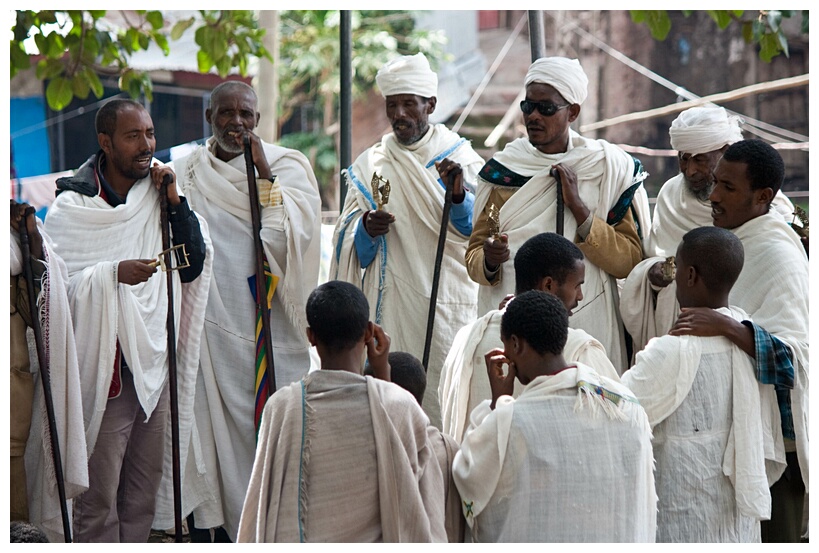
{"left": 10, "top": 10, "right": 270, "bottom": 110}
{"left": 630, "top": 10, "right": 809, "bottom": 62}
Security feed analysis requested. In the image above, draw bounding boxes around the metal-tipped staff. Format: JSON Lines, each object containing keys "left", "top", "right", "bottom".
{"left": 244, "top": 136, "right": 277, "bottom": 402}
{"left": 158, "top": 174, "right": 184, "bottom": 542}
{"left": 422, "top": 173, "right": 455, "bottom": 370}
{"left": 18, "top": 207, "right": 72, "bottom": 542}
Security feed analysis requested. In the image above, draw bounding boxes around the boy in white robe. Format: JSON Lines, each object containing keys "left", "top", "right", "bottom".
{"left": 238, "top": 281, "right": 446, "bottom": 542}
{"left": 440, "top": 232, "right": 619, "bottom": 443}
{"left": 453, "top": 290, "right": 656, "bottom": 542}
{"left": 622, "top": 226, "right": 778, "bottom": 542}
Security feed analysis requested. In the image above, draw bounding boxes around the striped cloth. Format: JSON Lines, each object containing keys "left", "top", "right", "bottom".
{"left": 248, "top": 259, "right": 279, "bottom": 434}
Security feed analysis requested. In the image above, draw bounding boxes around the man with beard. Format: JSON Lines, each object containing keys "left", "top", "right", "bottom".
{"left": 466, "top": 57, "right": 651, "bottom": 371}
{"left": 166, "top": 80, "right": 321, "bottom": 542}
{"left": 620, "top": 107, "right": 793, "bottom": 356}
{"left": 331, "top": 53, "right": 484, "bottom": 428}
{"left": 668, "top": 140, "right": 808, "bottom": 543}
{"left": 44, "top": 99, "right": 210, "bottom": 542}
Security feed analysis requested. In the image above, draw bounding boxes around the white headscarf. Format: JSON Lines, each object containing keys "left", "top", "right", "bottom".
{"left": 376, "top": 52, "right": 438, "bottom": 98}
{"left": 524, "top": 57, "right": 589, "bottom": 105}
{"left": 669, "top": 106, "right": 744, "bottom": 155}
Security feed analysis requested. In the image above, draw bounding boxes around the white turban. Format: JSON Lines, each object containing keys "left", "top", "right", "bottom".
{"left": 524, "top": 57, "right": 589, "bottom": 105}
{"left": 375, "top": 52, "right": 438, "bottom": 99}
{"left": 669, "top": 106, "right": 744, "bottom": 155}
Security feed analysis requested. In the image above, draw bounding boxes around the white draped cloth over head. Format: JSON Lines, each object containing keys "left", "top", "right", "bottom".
{"left": 474, "top": 132, "right": 651, "bottom": 368}
{"left": 730, "top": 211, "right": 809, "bottom": 490}
{"left": 622, "top": 307, "right": 784, "bottom": 542}
{"left": 43, "top": 172, "right": 212, "bottom": 535}
{"left": 453, "top": 364, "right": 657, "bottom": 542}
{"left": 438, "top": 304, "right": 619, "bottom": 443}
{"left": 331, "top": 124, "right": 484, "bottom": 427}
{"left": 11, "top": 223, "right": 89, "bottom": 543}
{"left": 237, "top": 370, "right": 447, "bottom": 542}
{"left": 622, "top": 174, "right": 795, "bottom": 355}
{"left": 168, "top": 138, "right": 321, "bottom": 539}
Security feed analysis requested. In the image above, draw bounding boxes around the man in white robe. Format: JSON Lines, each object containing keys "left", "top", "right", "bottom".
{"left": 331, "top": 53, "right": 484, "bottom": 428}
{"left": 439, "top": 232, "right": 618, "bottom": 443}
{"left": 238, "top": 281, "right": 446, "bottom": 542}
{"left": 44, "top": 99, "right": 212, "bottom": 542}
{"left": 668, "top": 139, "right": 808, "bottom": 542}
{"left": 453, "top": 291, "right": 656, "bottom": 542}
{"left": 622, "top": 227, "right": 782, "bottom": 542}
{"left": 11, "top": 203, "right": 88, "bottom": 543}
{"left": 621, "top": 107, "right": 794, "bottom": 355}
{"left": 168, "top": 81, "right": 321, "bottom": 541}
{"left": 466, "top": 57, "right": 651, "bottom": 370}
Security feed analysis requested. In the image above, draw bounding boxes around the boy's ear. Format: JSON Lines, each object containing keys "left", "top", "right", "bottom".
{"left": 686, "top": 265, "right": 698, "bottom": 288}
{"left": 363, "top": 321, "right": 375, "bottom": 344}
{"left": 306, "top": 327, "right": 317, "bottom": 347}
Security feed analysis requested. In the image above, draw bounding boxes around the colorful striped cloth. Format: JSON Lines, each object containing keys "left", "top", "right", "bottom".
{"left": 248, "top": 259, "right": 279, "bottom": 434}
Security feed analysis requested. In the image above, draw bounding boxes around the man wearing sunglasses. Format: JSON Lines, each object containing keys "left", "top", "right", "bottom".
{"left": 466, "top": 56, "right": 651, "bottom": 371}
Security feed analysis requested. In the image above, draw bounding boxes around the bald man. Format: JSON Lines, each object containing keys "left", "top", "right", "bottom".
{"left": 166, "top": 81, "right": 322, "bottom": 541}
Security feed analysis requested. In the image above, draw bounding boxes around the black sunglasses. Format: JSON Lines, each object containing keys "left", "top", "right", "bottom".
{"left": 520, "top": 100, "right": 570, "bottom": 117}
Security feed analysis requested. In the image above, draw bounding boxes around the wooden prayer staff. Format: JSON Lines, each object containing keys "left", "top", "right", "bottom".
{"left": 244, "top": 136, "right": 277, "bottom": 398}
{"left": 550, "top": 167, "right": 564, "bottom": 236}
{"left": 422, "top": 172, "right": 455, "bottom": 370}
{"left": 159, "top": 174, "right": 184, "bottom": 542}
{"left": 18, "top": 207, "right": 72, "bottom": 542}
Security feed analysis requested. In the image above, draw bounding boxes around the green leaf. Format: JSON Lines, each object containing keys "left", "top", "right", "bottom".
{"left": 153, "top": 33, "right": 170, "bottom": 55}
{"left": 752, "top": 19, "right": 765, "bottom": 41}
{"left": 82, "top": 31, "right": 100, "bottom": 59}
{"left": 146, "top": 11, "right": 164, "bottom": 30}
{"left": 34, "top": 33, "right": 48, "bottom": 56}
{"left": 707, "top": 10, "right": 733, "bottom": 30}
{"left": 742, "top": 21, "right": 753, "bottom": 43}
{"left": 767, "top": 10, "right": 782, "bottom": 33}
{"left": 85, "top": 68, "right": 104, "bottom": 98}
{"left": 802, "top": 11, "right": 809, "bottom": 34}
{"left": 46, "top": 32, "right": 65, "bottom": 58}
{"left": 171, "top": 18, "right": 194, "bottom": 41}
{"left": 197, "top": 49, "right": 213, "bottom": 73}
{"left": 759, "top": 33, "right": 779, "bottom": 62}
{"left": 72, "top": 75, "right": 91, "bottom": 99}
{"left": 46, "top": 77, "right": 74, "bottom": 110}
{"left": 10, "top": 42, "right": 31, "bottom": 71}
{"left": 776, "top": 31, "right": 789, "bottom": 58}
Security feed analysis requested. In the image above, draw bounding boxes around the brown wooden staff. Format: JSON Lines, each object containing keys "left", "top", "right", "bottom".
{"left": 18, "top": 207, "right": 72, "bottom": 542}
{"left": 159, "top": 175, "right": 183, "bottom": 541}
{"left": 244, "top": 136, "right": 277, "bottom": 396}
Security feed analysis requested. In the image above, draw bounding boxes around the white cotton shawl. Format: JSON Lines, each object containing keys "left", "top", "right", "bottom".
{"left": 475, "top": 132, "right": 651, "bottom": 368}
{"left": 11, "top": 223, "right": 89, "bottom": 544}
{"left": 621, "top": 307, "right": 781, "bottom": 532}
{"left": 453, "top": 364, "right": 656, "bottom": 542}
{"left": 237, "top": 371, "right": 447, "bottom": 542}
{"left": 43, "top": 169, "right": 212, "bottom": 533}
{"left": 730, "top": 211, "right": 809, "bottom": 489}
{"left": 438, "top": 305, "right": 619, "bottom": 443}
{"left": 165, "top": 139, "right": 321, "bottom": 539}
{"left": 331, "top": 124, "right": 484, "bottom": 428}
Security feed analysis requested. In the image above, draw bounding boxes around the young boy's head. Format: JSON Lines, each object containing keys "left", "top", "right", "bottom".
{"left": 500, "top": 290, "right": 569, "bottom": 385}
{"left": 306, "top": 280, "right": 371, "bottom": 355}
{"left": 514, "top": 232, "right": 585, "bottom": 315}
{"left": 675, "top": 226, "right": 744, "bottom": 308}
{"left": 364, "top": 351, "right": 427, "bottom": 404}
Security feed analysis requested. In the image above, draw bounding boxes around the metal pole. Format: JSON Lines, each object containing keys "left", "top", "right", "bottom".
{"left": 339, "top": 10, "right": 352, "bottom": 209}
{"left": 528, "top": 11, "right": 545, "bottom": 61}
